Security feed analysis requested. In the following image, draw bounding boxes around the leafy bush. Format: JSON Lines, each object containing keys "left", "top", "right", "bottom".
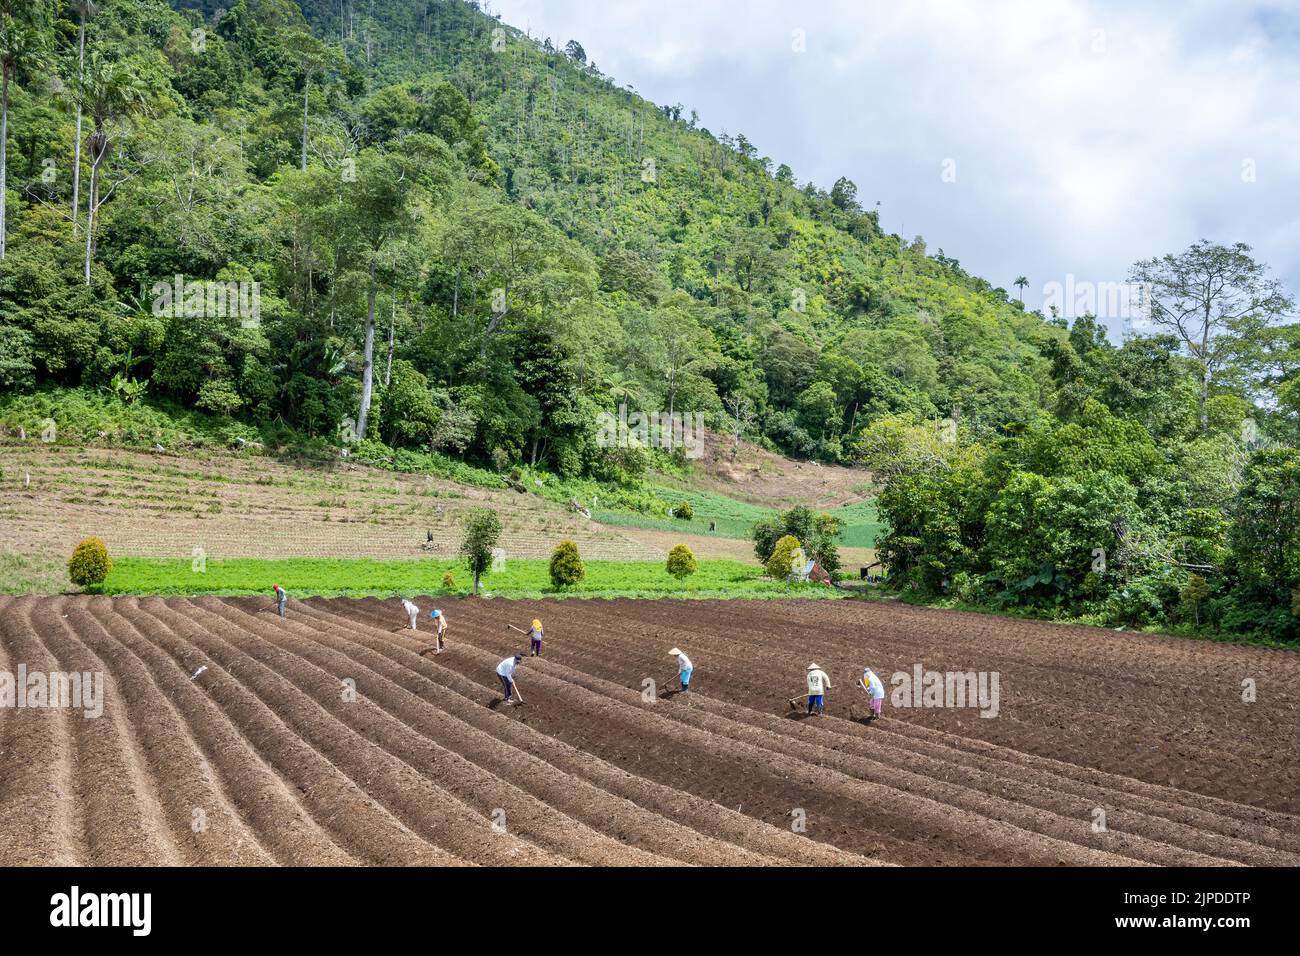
{"left": 442, "top": 572, "right": 456, "bottom": 590}
{"left": 549, "top": 540, "right": 586, "bottom": 588}
{"left": 765, "top": 535, "right": 803, "bottom": 580}
{"left": 667, "top": 544, "right": 698, "bottom": 580}
{"left": 674, "top": 499, "right": 693, "bottom": 520}
{"left": 68, "top": 537, "right": 112, "bottom": 588}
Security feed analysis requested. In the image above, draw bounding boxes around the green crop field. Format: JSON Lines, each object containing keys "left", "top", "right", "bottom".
{"left": 96, "top": 557, "right": 850, "bottom": 601}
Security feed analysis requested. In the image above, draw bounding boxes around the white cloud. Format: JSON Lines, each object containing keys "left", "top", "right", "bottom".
{"left": 493, "top": 0, "right": 1300, "bottom": 328}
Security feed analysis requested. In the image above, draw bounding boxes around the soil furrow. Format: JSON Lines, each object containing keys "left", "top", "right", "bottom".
{"left": 132, "top": 597, "right": 465, "bottom": 866}
{"left": 106, "top": 597, "right": 355, "bottom": 865}
{"left": 0, "top": 597, "right": 86, "bottom": 865}
{"left": 194, "top": 597, "right": 672, "bottom": 866}
{"left": 290, "top": 597, "right": 869, "bottom": 865}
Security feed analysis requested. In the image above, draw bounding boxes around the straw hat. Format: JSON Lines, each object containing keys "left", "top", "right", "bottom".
{"left": 669, "top": 648, "right": 682, "bottom": 656}
{"left": 808, "top": 663, "right": 821, "bottom": 671}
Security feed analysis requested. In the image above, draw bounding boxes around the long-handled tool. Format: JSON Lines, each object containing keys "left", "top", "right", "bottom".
{"left": 788, "top": 693, "right": 811, "bottom": 711}
{"left": 508, "top": 679, "right": 524, "bottom": 705}
{"left": 506, "top": 623, "right": 527, "bottom": 635}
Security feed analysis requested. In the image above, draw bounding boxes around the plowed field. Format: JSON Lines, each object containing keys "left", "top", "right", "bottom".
{"left": 2, "top": 595, "right": 1296, "bottom": 866}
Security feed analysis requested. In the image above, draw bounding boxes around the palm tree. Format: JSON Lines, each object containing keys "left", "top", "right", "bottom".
{"left": 77, "top": 52, "right": 154, "bottom": 282}
{"left": 1014, "top": 276, "right": 1029, "bottom": 303}
{"left": 69, "top": 0, "right": 98, "bottom": 236}
{"left": 0, "top": 0, "right": 51, "bottom": 261}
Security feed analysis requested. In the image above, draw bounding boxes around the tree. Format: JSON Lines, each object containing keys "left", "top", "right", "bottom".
{"left": 77, "top": 51, "right": 160, "bottom": 282}
{"left": 667, "top": 544, "right": 697, "bottom": 581}
{"left": 0, "top": 0, "right": 51, "bottom": 260}
{"left": 459, "top": 507, "right": 501, "bottom": 596}
{"left": 68, "top": 0, "right": 96, "bottom": 236}
{"left": 1130, "top": 241, "right": 1294, "bottom": 429}
{"left": 830, "top": 176, "right": 859, "bottom": 212}
{"left": 549, "top": 539, "right": 585, "bottom": 588}
{"left": 341, "top": 134, "right": 455, "bottom": 439}
{"left": 283, "top": 28, "right": 339, "bottom": 171}
{"left": 563, "top": 39, "right": 585, "bottom": 65}
{"left": 1180, "top": 573, "right": 1210, "bottom": 626}
{"left": 1014, "top": 276, "right": 1028, "bottom": 303}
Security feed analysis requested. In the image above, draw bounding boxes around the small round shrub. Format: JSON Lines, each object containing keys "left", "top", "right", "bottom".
{"left": 765, "top": 535, "right": 802, "bottom": 580}
{"left": 68, "top": 537, "right": 112, "bottom": 588}
{"left": 667, "top": 544, "right": 698, "bottom": 581}
{"left": 549, "top": 540, "right": 586, "bottom": 588}
{"left": 674, "top": 499, "right": 693, "bottom": 520}
{"left": 442, "top": 572, "right": 456, "bottom": 590}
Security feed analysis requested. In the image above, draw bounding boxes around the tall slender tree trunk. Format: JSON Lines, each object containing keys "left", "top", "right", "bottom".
{"left": 83, "top": 135, "right": 103, "bottom": 284}
{"left": 355, "top": 256, "right": 378, "bottom": 438}
{"left": 384, "top": 298, "right": 395, "bottom": 387}
{"left": 72, "top": 18, "right": 86, "bottom": 234}
{"left": 300, "top": 75, "right": 310, "bottom": 171}
{"left": 0, "top": 71, "right": 9, "bottom": 261}
{"left": 1199, "top": 305, "right": 1211, "bottom": 431}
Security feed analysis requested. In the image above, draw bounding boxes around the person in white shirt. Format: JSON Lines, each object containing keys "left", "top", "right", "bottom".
{"left": 859, "top": 668, "right": 886, "bottom": 721}
{"left": 806, "top": 663, "right": 831, "bottom": 716}
{"left": 668, "top": 648, "right": 693, "bottom": 694}
{"left": 496, "top": 654, "right": 524, "bottom": 705}
{"left": 400, "top": 596, "right": 419, "bottom": 630}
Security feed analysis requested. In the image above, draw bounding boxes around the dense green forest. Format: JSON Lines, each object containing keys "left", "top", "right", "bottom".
{"left": 2, "top": 0, "right": 1298, "bottom": 639}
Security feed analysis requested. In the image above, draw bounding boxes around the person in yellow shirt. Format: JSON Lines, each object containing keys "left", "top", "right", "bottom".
{"left": 806, "top": 663, "right": 831, "bottom": 717}
{"left": 429, "top": 609, "right": 447, "bottom": 651}
{"left": 528, "top": 619, "right": 544, "bottom": 657}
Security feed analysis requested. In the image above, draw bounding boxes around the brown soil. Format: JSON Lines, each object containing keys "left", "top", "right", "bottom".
{"left": 2, "top": 595, "right": 1296, "bottom": 866}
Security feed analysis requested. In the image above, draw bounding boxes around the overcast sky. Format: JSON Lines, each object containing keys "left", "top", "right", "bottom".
{"left": 490, "top": 0, "right": 1299, "bottom": 334}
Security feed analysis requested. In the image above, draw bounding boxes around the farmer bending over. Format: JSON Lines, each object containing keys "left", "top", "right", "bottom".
{"left": 669, "top": 648, "right": 693, "bottom": 694}
{"left": 429, "top": 609, "right": 447, "bottom": 651}
{"left": 497, "top": 654, "right": 523, "bottom": 706}
{"left": 806, "top": 663, "right": 831, "bottom": 717}
{"left": 400, "top": 596, "right": 419, "bottom": 630}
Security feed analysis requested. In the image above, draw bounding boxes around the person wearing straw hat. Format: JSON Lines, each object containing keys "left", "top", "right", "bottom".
{"left": 668, "top": 648, "right": 693, "bottom": 694}
{"left": 806, "top": 663, "right": 831, "bottom": 716}
{"left": 400, "top": 596, "right": 420, "bottom": 630}
{"left": 527, "top": 619, "right": 544, "bottom": 657}
{"left": 429, "top": 609, "right": 447, "bottom": 651}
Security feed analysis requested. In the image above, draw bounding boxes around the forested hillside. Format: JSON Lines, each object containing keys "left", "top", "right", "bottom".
{"left": 2, "top": 0, "right": 1299, "bottom": 639}
{"left": 2, "top": 0, "right": 1055, "bottom": 465}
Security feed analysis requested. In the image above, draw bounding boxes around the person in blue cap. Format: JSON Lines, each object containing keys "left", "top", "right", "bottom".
{"left": 429, "top": 608, "right": 447, "bottom": 652}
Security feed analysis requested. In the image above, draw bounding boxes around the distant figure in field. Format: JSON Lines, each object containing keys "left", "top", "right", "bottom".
{"left": 806, "top": 663, "right": 831, "bottom": 717}
{"left": 400, "top": 596, "right": 419, "bottom": 630}
{"left": 273, "top": 583, "right": 287, "bottom": 618}
{"left": 528, "top": 619, "right": 544, "bottom": 657}
{"left": 429, "top": 609, "right": 447, "bottom": 652}
{"left": 669, "top": 647, "right": 693, "bottom": 694}
{"left": 859, "top": 667, "right": 885, "bottom": 722}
